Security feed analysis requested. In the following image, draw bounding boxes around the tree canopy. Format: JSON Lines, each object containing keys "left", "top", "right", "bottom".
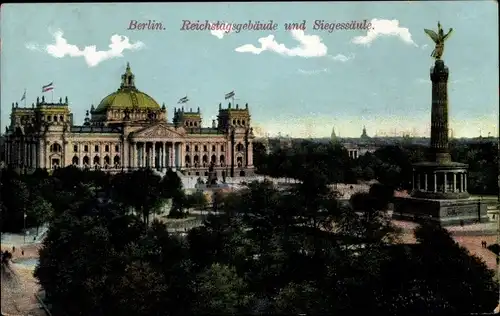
{"left": 0, "top": 164, "right": 489, "bottom": 315}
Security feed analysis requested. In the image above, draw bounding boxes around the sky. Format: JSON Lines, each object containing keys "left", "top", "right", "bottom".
{"left": 1, "top": 2, "right": 498, "bottom": 138}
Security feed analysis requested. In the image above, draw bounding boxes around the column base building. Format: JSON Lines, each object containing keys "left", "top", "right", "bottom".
{"left": 2, "top": 63, "right": 255, "bottom": 177}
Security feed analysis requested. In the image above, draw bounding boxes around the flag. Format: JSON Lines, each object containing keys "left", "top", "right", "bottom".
{"left": 225, "top": 91, "right": 235, "bottom": 100}
{"left": 42, "top": 82, "right": 54, "bottom": 93}
{"left": 177, "top": 96, "right": 189, "bottom": 104}
{"left": 20, "top": 90, "right": 26, "bottom": 102}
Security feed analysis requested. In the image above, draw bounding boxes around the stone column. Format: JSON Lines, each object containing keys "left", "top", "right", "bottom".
{"left": 424, "top": 173, "right": 428, "bottom": 191}
{"left": 133, "top": 143, "right": 138, "bottom": 168}
{"left": 464, "top": 173, "right": 467, "bottom": 192}
{"left": 153, "top": 142, "right": 157, "bottom": 169}
{"left": 453, "top": 172, "right": 457, "bottom": 192}
{"left": 443, "top": 173, "right": 448, "bottom": 192}
{"left": 460, "top": 173, "right": 464, "bottom": 192}
{"left": 247, "top": 141, "right": 253, "bottom": 166}
{"left": 416, "top": 173, "right": 421, "bottom": 190}
{"left": 179, "top": 142, "right": 184, "bottom": 169}
{"left": 31, "top": 143, "right": 36, "bottom": 168}
{"left": 36, "top": 142, "right": 40, "bottom": 168}
{"left": 433, "top": 172, "right": 437, "bottom": 192}
{"left": 24, "top": 142, "right": 29, "bottom": 167}
{"left": 172, "top": 143, "right": 177, "bottom": 168}
{"left": 139, "top": 143, "right": 143, "bottom": 167}
{"left": 412, "top": 171, "right": 415, "bottom": 190}
{"left": 123, "top": 141, "right": 129, "bottom": 169}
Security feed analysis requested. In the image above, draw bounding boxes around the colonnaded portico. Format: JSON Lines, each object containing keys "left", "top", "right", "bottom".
{"left": 2, "top": 63, "right": 255, "bottom": 177}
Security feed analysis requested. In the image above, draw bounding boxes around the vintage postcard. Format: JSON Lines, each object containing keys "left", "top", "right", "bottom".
{"left": 0, "top": 2, "right": 499, "bottom": 315}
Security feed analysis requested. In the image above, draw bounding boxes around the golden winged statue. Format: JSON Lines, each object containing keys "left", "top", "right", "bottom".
{"left": 424, "top": 22, "right": 453, "bottom": 60}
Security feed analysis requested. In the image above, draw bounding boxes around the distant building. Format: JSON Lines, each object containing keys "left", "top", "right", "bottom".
{"left": 342, "top": 126, "right": 378, "bottom": 159}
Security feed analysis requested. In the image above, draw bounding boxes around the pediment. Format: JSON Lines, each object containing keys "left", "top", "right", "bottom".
{"left": 132, "top": 124, "right": 184, "bottom": 138}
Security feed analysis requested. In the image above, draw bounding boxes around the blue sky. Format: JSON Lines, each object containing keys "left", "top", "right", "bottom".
{"left": 1, "top": 2, "right": 498, "bottom": 137}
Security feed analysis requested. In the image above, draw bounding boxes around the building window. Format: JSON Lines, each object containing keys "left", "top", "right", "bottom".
{"left": 212, "top": 145, "right": 216, "bottom": 152}
{"left": 203, "top": 145, "right": 207, "bottom": 152}
{"left": 242, "top": 120, "right": 245, "bottom": 126}
{"left": 84, "top": 145, "right": 89, "bottom": 152}
{"left": 115, "top": 145, "right": 119, "bottom": 152}
{"left": 50, "top": 143, "right": 62, "bottom": 153}
{"left": 186, "top": 145, "right": 190, "bottom": 152}
{"left": 73, "top": 145, "right": 78, "bottom": 153}
{"left": 105, "top": 145, "right": 110, "bottom": 152}
{"left": 221, "top": 145, "right": 225, "bottom": 152}
{"left": 47, "top": 116, "right": 52, "bottom": 121}
{"left": 59, "top": 115, "right": 64, "bottom": 122}
{"left": 94, "top": 145, "right": 99, "bottom": 152}
{"left": 53, "top": 116, "right": 58, "bottom": 122}
{"left": 194, "top": 145, "right": 199, "bottom": 152}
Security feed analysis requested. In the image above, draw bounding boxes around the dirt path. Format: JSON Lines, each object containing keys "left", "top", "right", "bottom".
{"left": 1, "top": 243, "right": 47, "bottom": 316}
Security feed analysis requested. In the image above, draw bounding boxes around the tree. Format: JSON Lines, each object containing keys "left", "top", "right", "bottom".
{"left": 411, "top": 221, "right": 499, "bottom": 314}
{"left": 190, "top": 263, "right": 254, "bottom": 315}
{"left": 27, "top": 195, "right": 53, "bottom": 235}
{"left": 111, "top": 169, "right": 166, "bottom": 227}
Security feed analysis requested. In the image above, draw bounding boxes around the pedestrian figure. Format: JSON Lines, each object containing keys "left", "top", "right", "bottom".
{"left": 460, "top": 220, "right": 464, "bottom": 227}
{"left": 21, "top": 250, "right": 24, "bottom": 256}
{"left": 12, "top": 246, "right": 15, "bottom": 253}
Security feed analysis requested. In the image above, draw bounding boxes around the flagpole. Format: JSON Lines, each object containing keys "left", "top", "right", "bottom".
{"left": 24, "top": 89, "right": 27, "bottom": 107}
{"left": 51, "top": 89, "right": 54, "bottom": 103}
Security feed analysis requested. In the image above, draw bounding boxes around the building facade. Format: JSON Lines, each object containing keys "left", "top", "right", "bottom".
{"left": 3, "top": 63, "right": 255, "bottom": 177}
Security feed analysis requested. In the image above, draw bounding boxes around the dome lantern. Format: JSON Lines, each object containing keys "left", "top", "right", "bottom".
{"left": 120, "top": 62, "right": 136, "bottom": 90}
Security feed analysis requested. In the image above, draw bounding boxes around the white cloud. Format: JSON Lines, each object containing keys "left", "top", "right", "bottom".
{"left": 298, "top": 68, "right": 329, "bottom": 75}
{"left": 327, "top": 53, "right": 354, "bottom": 62}
{"left": 235, "top": 30, "right": 327, "bottom": 57}
{"left": 26, "top": 30, "right": 145, "bottom": 67}
{"left": 421, "top": 44, "right": 428, "bottom": 50}
{"left": 351, "top": 19, "right": 417, "bottom": 47}
{"left": 210, "top": 23, "right": 232, "bottom": 39}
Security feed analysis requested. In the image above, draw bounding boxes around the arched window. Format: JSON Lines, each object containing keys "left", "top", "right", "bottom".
{"left": 113, "top": 155, "right": 120, "bottom": 166}
{"left": 220, "top": 155, "right": 225, "bottom": 167}
{"left": 59, "top": 115, "right": 64, "bottom": 122}
{"left": 185, "top": 155, "right": 191, "bottom": 167}
{"left": 237, "top": 156, "right": 243, "bottom": 168}
{"left": 50, "top": 143, "right": 62, "bottom": 153}
{"left": 185, "top": 145, "right": 190, "bottom": 152}
{"left": 104, "top": 155, "right": 110, "bottom": 165}
{"left": 93, "top": 155, "right": 100, "bottom": 165}
{"left": 193, "top": 155, "right": 199, "bottom": 167}
{"left": 242, "top": 120, "right": 246, "bottom": 126}
{"left": 194, "top": 145, "right": 199, "bottom": 152}
{"left": 105, "top": 145, "right": 110, "bottom": 152}
{"left": 236, "top": 143, "right": 244, "bottom": 152}
{"left": 72, "top": 156, "right": 79, "bottom": 165}
{"left": 53, "top": 115, "right": 58, "bottom": 122}
{"left": 211, "top": 155, "right": 216, "bottom": 163}
{"left": 83, "top": 156, "right": 90, "bottom": 165}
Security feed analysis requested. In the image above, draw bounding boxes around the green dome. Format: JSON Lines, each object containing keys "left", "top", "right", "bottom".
{"left": 93, "top": 63, "right": 161, "bottom": 114}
